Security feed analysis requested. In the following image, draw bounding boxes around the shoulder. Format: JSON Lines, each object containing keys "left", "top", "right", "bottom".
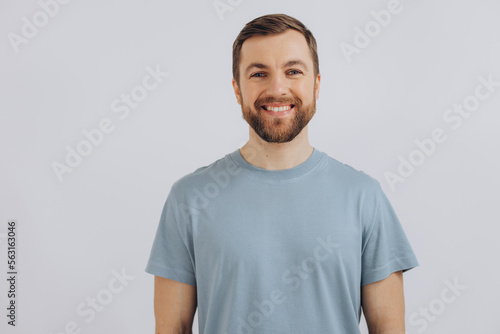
{"left": 321, "top": 152, "right": 382, "bottom": 195}
{"left": 169, "top": 151, "right": 236, "bottom": 199}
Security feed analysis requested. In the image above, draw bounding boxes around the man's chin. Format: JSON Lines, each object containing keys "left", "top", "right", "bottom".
{"left": 256, "top": 127, "right": 298, "bottom": 143}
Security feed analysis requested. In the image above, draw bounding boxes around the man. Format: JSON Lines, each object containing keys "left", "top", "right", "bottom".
{"left": 146, "top": 13, "right": 419, "bottom": 334}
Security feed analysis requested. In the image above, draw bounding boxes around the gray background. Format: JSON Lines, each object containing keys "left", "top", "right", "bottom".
{"left": 1, "top": 0, "right": 499, "bottom": 333}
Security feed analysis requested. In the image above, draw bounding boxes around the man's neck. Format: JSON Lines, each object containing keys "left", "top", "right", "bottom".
{"left": 239, "top": 128, "right": 314, "bottom": 170}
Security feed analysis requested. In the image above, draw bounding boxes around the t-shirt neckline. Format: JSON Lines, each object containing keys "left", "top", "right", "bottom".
{"left": 228, "top": 146, "right": 324, "bottom": 181}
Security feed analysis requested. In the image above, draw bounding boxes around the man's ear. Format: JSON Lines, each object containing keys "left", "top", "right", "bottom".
{"left": 315, "top": 73, "right": 321, "bottom": 100}
{"left": 232, "top": 78, "right": 242, "bottom": 105}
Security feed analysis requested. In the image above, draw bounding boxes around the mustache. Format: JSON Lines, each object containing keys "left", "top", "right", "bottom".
{"left": 254, "top": 96, "right": 302, "bottom": 108}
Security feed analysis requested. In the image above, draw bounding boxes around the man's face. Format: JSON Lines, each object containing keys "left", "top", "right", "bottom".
{"left": 232, "top": 29, "right": 321, "bottom": 143}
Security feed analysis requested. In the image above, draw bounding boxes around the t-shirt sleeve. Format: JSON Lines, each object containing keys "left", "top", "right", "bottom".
{"left": 145, "top": 186, "right": 197, "bottom": 286}
{"left": 361, "top": 181, "right": 419, "bottom": 286}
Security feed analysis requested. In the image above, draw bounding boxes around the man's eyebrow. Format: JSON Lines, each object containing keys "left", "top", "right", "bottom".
{"left": 244, "top": 59, "right": 309, "bottom": 76}
{"left": 283, "top": 59, "right": 308, "bottom": 71}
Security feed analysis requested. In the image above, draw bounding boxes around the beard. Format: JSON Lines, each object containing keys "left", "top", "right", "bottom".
{"left": 240, "top": 87, "right": 316, "bottom": 143}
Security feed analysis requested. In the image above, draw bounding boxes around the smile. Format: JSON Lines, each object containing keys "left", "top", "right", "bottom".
{"left": 261, "top": 104, "right": 294, "bottom": 112}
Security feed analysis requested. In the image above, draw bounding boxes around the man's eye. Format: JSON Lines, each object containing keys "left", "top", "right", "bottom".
{"left": 251, "top": 71, "right": 301, "bottom": 78}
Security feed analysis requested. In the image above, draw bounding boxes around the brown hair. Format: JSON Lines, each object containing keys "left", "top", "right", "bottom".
{"left": 232, "top": 13, "right": 319, "bottom": 87}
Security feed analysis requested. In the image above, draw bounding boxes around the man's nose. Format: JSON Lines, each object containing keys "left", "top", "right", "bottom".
{"left": 267, "top": 73, "right": 288, "bottom": 96}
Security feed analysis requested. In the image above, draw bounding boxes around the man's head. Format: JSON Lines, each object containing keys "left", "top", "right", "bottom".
{"left": 232, "top": 14, "right": 321, "bottom": 144}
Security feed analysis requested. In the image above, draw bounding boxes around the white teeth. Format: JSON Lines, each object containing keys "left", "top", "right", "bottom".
{"left": 265, "top": 105, "right": 292, "bottom": 112}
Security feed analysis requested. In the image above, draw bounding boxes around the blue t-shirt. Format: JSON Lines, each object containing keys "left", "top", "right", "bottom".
{"left": 145, "top": 147, "right": 419, "bottom": 334}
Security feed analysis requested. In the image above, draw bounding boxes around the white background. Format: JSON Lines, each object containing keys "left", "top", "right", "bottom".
{"left": 1, "top": 0, "right": 499, "bottom": 333}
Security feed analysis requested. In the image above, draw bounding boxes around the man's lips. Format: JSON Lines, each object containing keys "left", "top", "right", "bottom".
{"left": 260, "top": 104, "right": 295, "bottom": 111}
{"left": 260, "top": 104, "right": 294, "bottom": 116}
{"left": 262, "top": 103, "right": 294, "bottom": 107}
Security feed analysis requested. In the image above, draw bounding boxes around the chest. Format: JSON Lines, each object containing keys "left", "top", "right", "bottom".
{"left": 191, "top": 189, "right": 363, "bottom": 273}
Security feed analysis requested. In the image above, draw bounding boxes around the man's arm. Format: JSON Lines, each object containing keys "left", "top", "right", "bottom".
{"left": 154, "top": 275, "right": 197, "bottom": 334}
{"left": 361, "top": 270, "right": 405, "bottom": 334}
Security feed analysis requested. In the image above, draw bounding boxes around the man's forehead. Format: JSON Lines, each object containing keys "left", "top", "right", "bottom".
{"left": 241, "top": 29, "right": 308, "bottom": 53}
{"left": 239, "top": 30, "right": 312, "bottom": 70}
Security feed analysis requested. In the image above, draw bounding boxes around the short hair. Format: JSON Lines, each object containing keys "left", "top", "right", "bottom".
{"left": 232, "top": 13, "right": 319, "bottom": 87}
